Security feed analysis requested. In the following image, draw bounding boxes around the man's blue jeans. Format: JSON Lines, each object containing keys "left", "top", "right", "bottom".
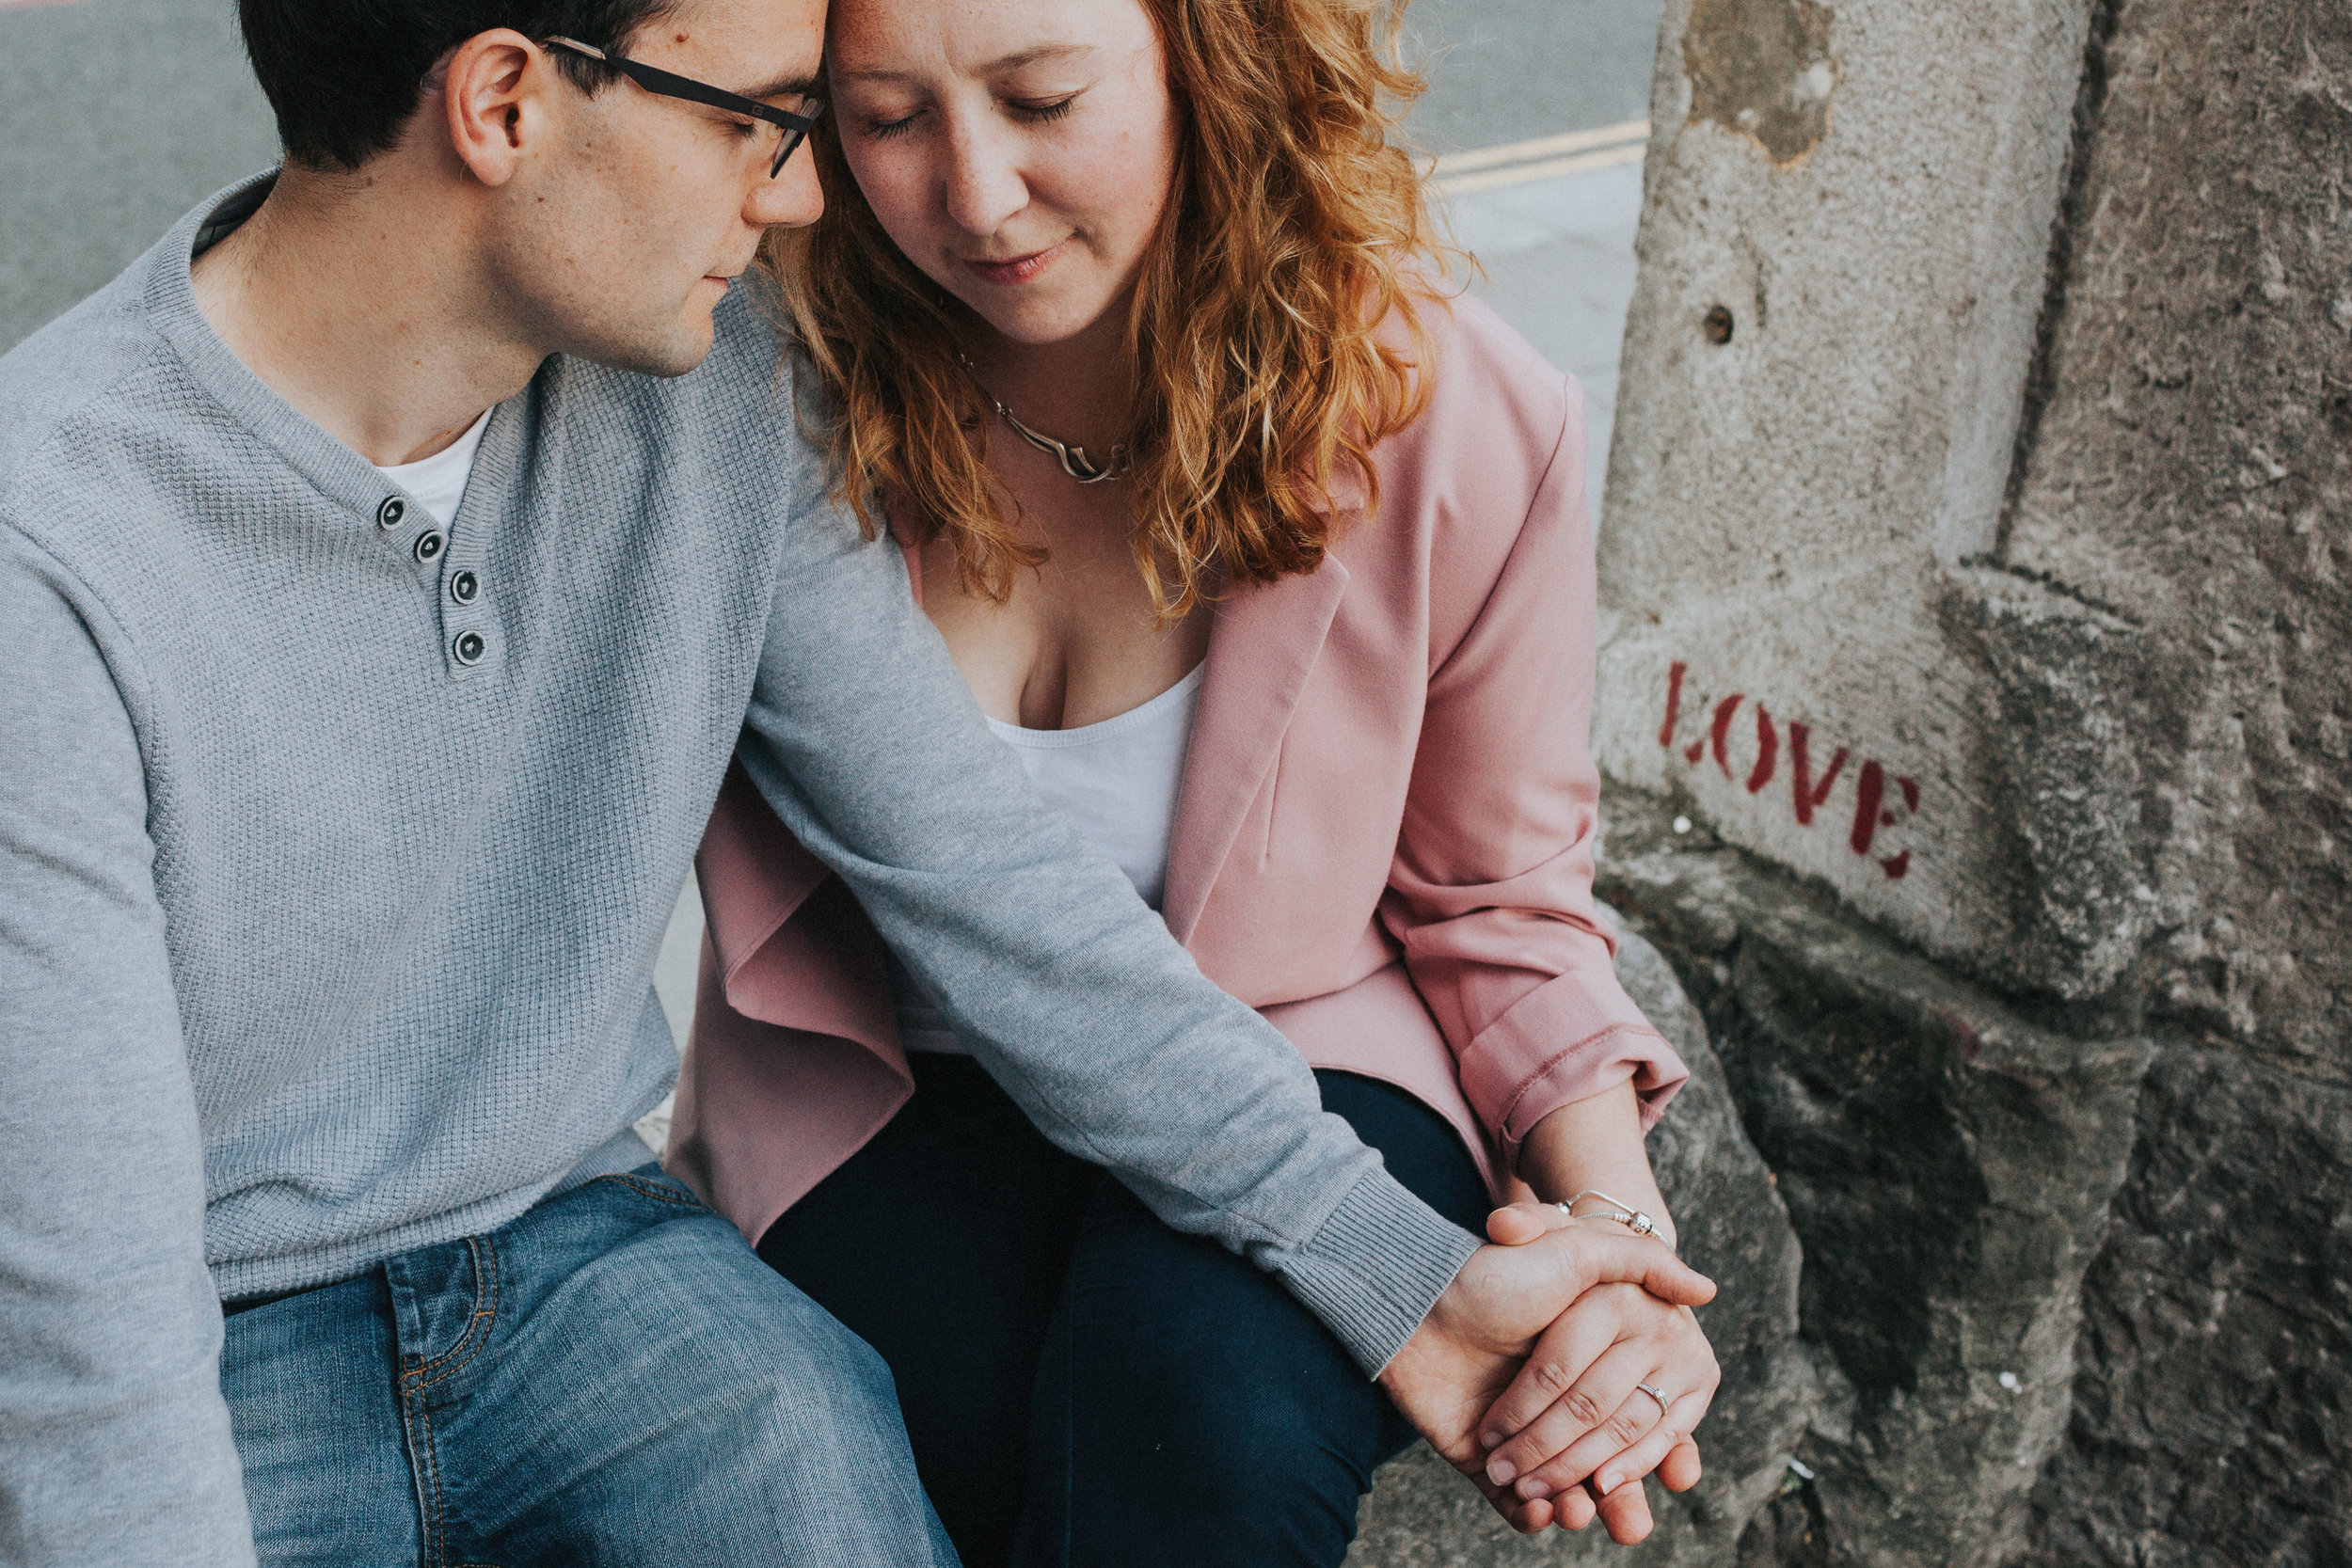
{"left": 221, "top": 1164, "right": 958, "bottom": 1566}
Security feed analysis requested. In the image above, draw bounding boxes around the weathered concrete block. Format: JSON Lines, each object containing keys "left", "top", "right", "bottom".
{"left": 2017, "top": 1052, "right": 2352, "bottom": 1568}
{"left": 1349, "top": 920, "right": 1811, "bottom": 1567}
{"left": 1592, "top": 0, "right": 2101, "bottom": 993}
{"left": 1595, "top": 788, "right": 2153, "bottom": 1568}
{"left": 1931, "top": 568, "right": 2151, "bottom": 995}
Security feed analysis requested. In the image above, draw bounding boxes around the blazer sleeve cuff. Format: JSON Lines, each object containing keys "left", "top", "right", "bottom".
{"left": 1279, "top": 1168, "right": 1483, "bottom": 1377}
{"left": 1456, "top": 971, "right": 1692, "bottom": 1161}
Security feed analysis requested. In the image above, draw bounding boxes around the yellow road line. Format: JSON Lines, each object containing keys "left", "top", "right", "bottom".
{"left": 1425, "top": 119, "right": 1650, "bottom": 179}
{"left": 1432, "top": 140, "right": 1646, "bottom": 197}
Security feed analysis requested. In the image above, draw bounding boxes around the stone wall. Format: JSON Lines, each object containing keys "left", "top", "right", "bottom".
{"left": 1992, "top": 1, "right": 2352, "bottom": 1558}
{"left": 1590, "top": 0, "right": 2351, "bottom": 1563}
{"left": 1597, "top": 799, "right": 2153, "bottom": 1567}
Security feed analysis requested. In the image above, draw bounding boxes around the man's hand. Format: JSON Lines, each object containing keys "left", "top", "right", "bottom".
{"left": 1376, "top": 1220, "right": 1715, "bottom": 1536}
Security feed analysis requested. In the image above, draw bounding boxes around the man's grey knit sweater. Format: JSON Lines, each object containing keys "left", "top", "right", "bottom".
{"left": 0, "top": 177, "right": 1480, "bottom": 1566}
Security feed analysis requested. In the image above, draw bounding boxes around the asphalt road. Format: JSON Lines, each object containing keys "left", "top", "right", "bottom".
{"left": 1408, "top": 0, "right": 1664, "bottom": 154}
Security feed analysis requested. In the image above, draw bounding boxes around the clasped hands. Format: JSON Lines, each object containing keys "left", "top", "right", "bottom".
{"left": 1378, "top": 1205, "right": 1722, "bottom": 1542}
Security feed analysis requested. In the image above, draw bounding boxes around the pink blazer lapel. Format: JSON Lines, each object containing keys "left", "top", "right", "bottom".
{"left": 1161, "top": 552, "right": 1350, "bottom": 944}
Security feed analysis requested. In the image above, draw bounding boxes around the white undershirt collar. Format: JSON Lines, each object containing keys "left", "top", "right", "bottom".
{"left": 373, "top": 406, "right": 494, "bottom": 530}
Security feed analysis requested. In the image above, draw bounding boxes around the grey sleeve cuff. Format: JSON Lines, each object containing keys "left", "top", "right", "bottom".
{"left": 1278, "top": 1168, "right": 1484, "bottom": 1376}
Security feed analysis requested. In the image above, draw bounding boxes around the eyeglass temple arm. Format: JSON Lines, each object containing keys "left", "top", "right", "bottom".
{"left": 543, "top": 36, "right": 820, "bottom": 132}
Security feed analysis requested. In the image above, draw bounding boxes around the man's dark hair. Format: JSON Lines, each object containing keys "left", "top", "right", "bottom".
{"left": 239, "top": 0, "right": 679, "bottom": 171}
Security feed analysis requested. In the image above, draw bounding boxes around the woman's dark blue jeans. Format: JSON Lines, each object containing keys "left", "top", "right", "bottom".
{"left": 757, "top": 1056, "right": 1493, "bottom": 1568}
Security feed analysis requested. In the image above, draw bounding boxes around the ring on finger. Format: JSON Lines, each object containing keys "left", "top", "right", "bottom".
{"left": 1518, "top": 1388, "right": 1677, "bottom": 1504}
{"left": 1635, "top": 1382, "right": 1671, "bottom": 1418}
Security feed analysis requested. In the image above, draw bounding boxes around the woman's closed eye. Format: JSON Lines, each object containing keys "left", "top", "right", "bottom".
{"left": 856, "top": 92, "right": 1083, "bottom": 141}
{"left": 1009, "top": 95, "right": 1079, "bottom": 124}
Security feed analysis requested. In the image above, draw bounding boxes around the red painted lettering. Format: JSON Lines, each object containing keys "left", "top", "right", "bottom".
{"left": 1666, "top": 659, "right": 1923, "bottom": 881}
{"left": 1746, "top": 705, "right": 1778, "bottom": 794}
{"left": 1710, "top": 696, "right": 1744, "bottom": 781}
{"left": 1789, "top": 723, "right": 1848, "bottom": 826}
{"left": 1851, "top": 760, "right": 1886, "bottom": 856}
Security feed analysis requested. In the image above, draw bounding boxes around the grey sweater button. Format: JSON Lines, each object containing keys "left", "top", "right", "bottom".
{"left": 414, "top": 531, "right": 445, "bottom": 564}
{"left": 450, "top": 569, "right": 479, "bottom": 605}
{"left": 452, "top": 630, "right": 486, "bottom": 666}
{"left": 376, "top": 496, "right": 406, "bottom": 530}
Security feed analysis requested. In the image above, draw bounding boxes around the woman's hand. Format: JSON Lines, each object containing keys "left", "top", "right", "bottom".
{"left": 1473, "top": 1203, "right": 1722, "bottom": 1543}
{"left": 1474, "top": 1078, "right": 1716, "bottom": 1540}
{"left": 1376, "top": 1223, "right": 1716, "bottom": 1537}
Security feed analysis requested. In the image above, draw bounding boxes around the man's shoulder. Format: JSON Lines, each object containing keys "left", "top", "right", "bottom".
{"left": 0, "top": 264, "right": 174, "bottom": 500}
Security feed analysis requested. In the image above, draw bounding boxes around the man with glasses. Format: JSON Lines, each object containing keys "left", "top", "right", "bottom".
{"left": 0, "top": 0, "right": 1711, "bottom": 1562}
{"left": 541, "top": 34, "right": 824, "bottom": 179}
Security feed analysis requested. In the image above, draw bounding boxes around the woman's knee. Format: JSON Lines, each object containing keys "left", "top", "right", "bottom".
{"left": 1039, "top": 1358, "right": 1384, "bottom": 1568}
{"left": 1174, "top": 1391, "right": 1356, "bottom": 1506}
{"left": 1070, "top": 1323, "right": 1397, "bottom": 1509}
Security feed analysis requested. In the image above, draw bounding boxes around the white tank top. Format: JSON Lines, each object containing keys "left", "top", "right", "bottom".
{"left": 889, "top": 663, "right": 1206, "bottom": 1054}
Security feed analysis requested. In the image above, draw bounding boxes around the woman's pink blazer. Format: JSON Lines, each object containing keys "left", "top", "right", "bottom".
{"left": 669, "top": 293, "right": 1689, "bottom": 1249}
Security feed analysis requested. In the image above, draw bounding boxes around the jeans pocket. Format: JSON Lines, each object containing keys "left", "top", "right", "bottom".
{"left": 591, "top": 1168, "right": 711, "bottom": 1212}
{"left": 388, "top": 1234, "right": 501, "bottom": 1392}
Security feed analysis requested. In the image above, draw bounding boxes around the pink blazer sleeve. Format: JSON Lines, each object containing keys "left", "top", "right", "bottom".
{"left": 1378, "top": 377, "right": 1687, "bottom": 1163}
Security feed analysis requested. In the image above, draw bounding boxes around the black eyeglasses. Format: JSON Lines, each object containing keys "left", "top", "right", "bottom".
{"left": 543, "top": 36, "right": 824, "bottom": 179}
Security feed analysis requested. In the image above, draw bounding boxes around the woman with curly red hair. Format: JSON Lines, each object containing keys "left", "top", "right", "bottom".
{"left": 668, "top": 0, "right": 1723, "bottom": 1560}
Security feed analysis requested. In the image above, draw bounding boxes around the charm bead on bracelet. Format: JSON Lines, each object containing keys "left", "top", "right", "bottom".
{"left": 1555, "top": 1189, "right": 1674, "bottom": 1250}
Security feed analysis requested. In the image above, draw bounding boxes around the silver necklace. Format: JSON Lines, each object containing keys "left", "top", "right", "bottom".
{"left": 958, "top": 354, "right": 1131, "bottom": 484}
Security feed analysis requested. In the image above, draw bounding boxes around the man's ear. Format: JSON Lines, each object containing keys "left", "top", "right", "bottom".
{"left": 441, "top": 30, "right": 548, "bottom": 188}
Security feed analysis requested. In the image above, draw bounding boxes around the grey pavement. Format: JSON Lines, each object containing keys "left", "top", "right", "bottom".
{"left": 0, "top": 0, "right": 1661, "bottom": 359}
{"left": 1439, "top": 160, "right": 1647, "bottom": 520}
{"left": 0, "top": 0, "right": 278, "bottom": 357}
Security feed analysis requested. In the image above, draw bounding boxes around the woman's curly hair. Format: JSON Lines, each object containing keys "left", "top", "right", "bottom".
{"left": 763, "top": 0, "right": 1450, "bottom": 618}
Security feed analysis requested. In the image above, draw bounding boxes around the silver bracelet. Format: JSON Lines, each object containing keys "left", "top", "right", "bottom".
{"left": 1555, "top": 1189, "right": 1674, "bottom": 1249}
